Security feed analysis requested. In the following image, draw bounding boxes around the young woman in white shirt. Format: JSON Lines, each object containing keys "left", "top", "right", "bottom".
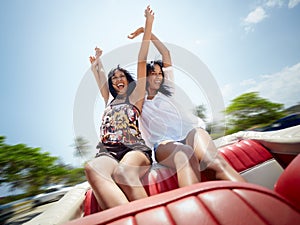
{"left": 128, "top": 28, "right": 245, "bottom": 186}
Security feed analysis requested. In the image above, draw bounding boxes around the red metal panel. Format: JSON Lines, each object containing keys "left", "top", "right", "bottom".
{"left": 274, "top": 154, "right": 300, "bottom": 211}
{"left": 67, "top": 181, "right": 300, "bottom": 225}
{"left": 234, "top": 189, "right": 300, "bottom": 225}
{"left": 167, "top": 196, "right": 219, "bottom": 225}
{"left": 219, "top": 140, "right": 273, "bottom": 172}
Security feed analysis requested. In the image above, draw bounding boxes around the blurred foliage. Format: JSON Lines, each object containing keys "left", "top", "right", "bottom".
{"left": 0, "top": 193, "right": 31, "bottom": 205}
{"left": 193, "top": 105, "right": 207, "bottom": 122}
{"left": 193, "top": 104, "right": 225, "bottom": 139}
{"left": 0, "top": 136, "right": 86, "bottom": 203}
{"left": 72, "top": 136, "right": 91, "bottom": 159}
{"left": 224, "top": 92, "right": 286, "bottom": 134}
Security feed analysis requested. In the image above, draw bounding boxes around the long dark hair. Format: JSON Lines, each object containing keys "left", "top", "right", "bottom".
{"left": 146, "top": 60, "right": 172, "bottom": 97}
{"left": 108, "top": 65, "right": 136, "bottom": 98}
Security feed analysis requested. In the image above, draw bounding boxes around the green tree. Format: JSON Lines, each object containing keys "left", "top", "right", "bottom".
{"left": 193, "top": 104, "right": 207, "bottom": 121}
{"left": 193, "top": 104, "right": 226, "bottom": 138}
{"left": 193, "top": 104, "right": 211, "bottom": 132}
{"left": 0, "top": 136, "right": 69, "bottom": 195}
{"left": 225, "top": 92, "right": 286, "bottom": 134}
{"left": 72, "top": 136, "right": 91, "bottom": 164}
{"left": 63, "top": 167, "right": 86, "bottom": 186}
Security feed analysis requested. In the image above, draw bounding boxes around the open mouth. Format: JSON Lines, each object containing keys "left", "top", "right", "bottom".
{"left": 154, "top": 80, "right": 162, "bottom": 85}
{"left": 117, "top": 83, "right": 125, "bottom": 89}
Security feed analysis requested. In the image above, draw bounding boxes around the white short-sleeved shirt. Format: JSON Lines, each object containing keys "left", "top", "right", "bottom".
{"left": 140, "top": 66, "right": 206, "bottom": 149}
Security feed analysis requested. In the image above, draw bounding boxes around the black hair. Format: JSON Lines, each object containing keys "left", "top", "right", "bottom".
{"left": 146, "top": 60, "right": 172, "bottom": 97}
{"left": 108, "top": 65, "right": 136, "bottom": 98}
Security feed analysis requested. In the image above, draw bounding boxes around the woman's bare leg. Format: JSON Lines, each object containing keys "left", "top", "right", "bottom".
{"left": 85, "top": 156, "right": 129, "bottom": 210}
{"left": 155, "top": 141, "right": 201, "bottom": 187}
{"left": 113, "top": 151, "right": 151, "bottom": 201}
{"left": 185, "top": 128, "right": 246, "bottom": 182}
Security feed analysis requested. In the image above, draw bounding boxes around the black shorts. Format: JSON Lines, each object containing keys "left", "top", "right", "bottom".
{"left": 96, "top": 142, "right": 153, "bottom": 164}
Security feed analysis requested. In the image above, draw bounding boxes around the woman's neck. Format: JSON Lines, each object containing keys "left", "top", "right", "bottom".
{"left": 113, "top": 94, "right": 127, "bottom": 103}
{"left": 116, "top": 93, "right": 126, "bottom": 99}
{"left": 147, "top": 88, "right": 158, "bottom": 100}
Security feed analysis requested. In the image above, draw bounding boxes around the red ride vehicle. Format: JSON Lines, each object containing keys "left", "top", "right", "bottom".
{"left": 25, "top": 126, "right": 300, "bottom": 225}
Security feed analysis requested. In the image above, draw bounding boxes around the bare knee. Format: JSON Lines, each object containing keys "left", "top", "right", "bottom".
{"left": 174, "top": 145, "right": 196, "bottom": 166}
{"left": 194, "top": 127, "right": 209, "bottom": 135}
{"left": 84, "top": 162, "right": 103, "bottom": 188}
{"left": 84, "top": 162, "right": 95, "bottom": 179}
{"left": 113, "top": 164, "right": 140, "bottom": 186}
{"left": 85, "top": 160, "right": 113, "bottom": 182}
{"left": 186, "top": 127, "right": 210, "bottom": 142}
{"left": 112, "top": 164, "right": 126, "bottom": 183}
{"left": 208, "top": 155, "right": 230, "bottom": 171}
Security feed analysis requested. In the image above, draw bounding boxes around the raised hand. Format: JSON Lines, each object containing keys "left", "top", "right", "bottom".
{"left": 128, "top": 27, "right": 144, "bottom": 39}
{"left": 144, "top": 5, "right": 154, "bottom": 23}
{"left": 128, "top": 6, "right": 154, "bottom": 39}
{"left": 90, "top": 47, "right": 103, "bottom": 75}
{"left": 89, "top": 56, "right": 95, "bottom": 64}
{"left": 89, "top": 46, "right": 103, "bottom": 64}
{"left": 95, "top": 47, "right": 102, "bottom": 58}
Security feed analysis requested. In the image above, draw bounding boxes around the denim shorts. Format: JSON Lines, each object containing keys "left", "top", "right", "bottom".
{"left": 153, "top": 139, "right": 186, "bottom": 151}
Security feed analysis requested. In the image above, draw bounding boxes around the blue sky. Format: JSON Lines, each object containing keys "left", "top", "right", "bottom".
{"left": 1, "top": 0, "right": 300, "bottom": 170}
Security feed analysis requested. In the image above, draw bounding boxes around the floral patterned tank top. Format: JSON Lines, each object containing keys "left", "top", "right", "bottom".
{"left": 100, "top": 98, "right": 145, "bottom": 145}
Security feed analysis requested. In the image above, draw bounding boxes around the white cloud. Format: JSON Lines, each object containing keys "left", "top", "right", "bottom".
{"left": 288, "top": 0, "right": 300, "bottom": 8}
{"left": 265, "top": 0, "right": 284, "bottom": 8}
{"left": 243, "top": 25, "right": 255, "bottom": 33}
{"left": 242, "top": 0, "right": 299, "bottom": 33}
{"left": 221, "top": 83, "right": 235, "bottom": 99}
{"left": 244, "top": 7, "right": 268, "bottom": 24}
{"left": 240, "top": 79, "right": 257, "bottom": 86}
{"left": 265, "top": 0, "right": 300, "bottom": 9}
{"left": 247, "top": 62, "right": 300, "bottom": 107}
{"left": 242, "top": 7, "right": 268, "bottom": 32}
{"left": 221, "top": 83, "right": 251, "bottom": 106}
{"left": 222, "top": 62, "right": 300, "bottom": 108}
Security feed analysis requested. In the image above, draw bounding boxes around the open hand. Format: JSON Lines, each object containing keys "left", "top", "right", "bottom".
{"left": 128, "top": 27, "right": 144, "bottom": 39}
{"left": 144, "top": 5, "right": 154, "bottom": 22}
{"left": 89, "top": 47, "right": 102, "bottom": 64}
{"left": 128, "top": 6, "right": 154, "bottom": 39}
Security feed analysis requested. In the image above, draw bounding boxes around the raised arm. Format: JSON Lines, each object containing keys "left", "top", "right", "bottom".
{"left": 128, "top": 28, "right": 172, "bottom": 67}
{"left": 130, "top": 6, "right": 154, "bottom": 111}
{"left": 89, "top": 47, "right": 109, "bottom": 105}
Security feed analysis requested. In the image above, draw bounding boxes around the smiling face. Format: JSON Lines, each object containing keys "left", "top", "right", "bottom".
{"left": 147, "top": 64, "right": 163, "bottom": 96}
{"left": 111, "top": 69, "right": 128, "bottom": 96}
